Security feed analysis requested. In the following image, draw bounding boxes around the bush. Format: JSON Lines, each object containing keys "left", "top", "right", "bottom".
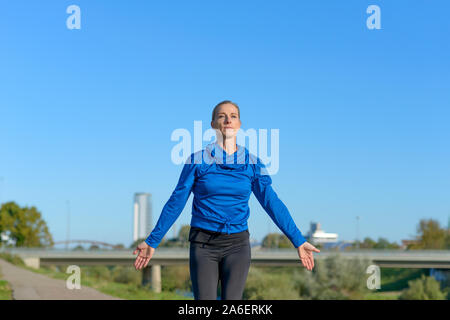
{"left": 293, "top": 254, "right": 372, "bottom": 300}
{"left": 243, "top": 267, "right": 300, "bottom": 300}
{"left": 82, "top": 266, "right": 112, "bottom": 281}
{"left": 161, "top": 265, "right": 191, "bottom": 292}
{"left": 242, "top": 255, "right": 373, "bottom": 300}
{"left": 0, "top": 252, "right": 25, "bottom": 266}
{"left": 111, "top": 266, "right": 141, "bottom": 285}
{"left": 399, "top": 274, "right": 446, "bottom": 300}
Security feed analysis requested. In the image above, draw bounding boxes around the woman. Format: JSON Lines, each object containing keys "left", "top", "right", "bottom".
{"left": 133, "top": 100, "right": 320, "bottom": 300}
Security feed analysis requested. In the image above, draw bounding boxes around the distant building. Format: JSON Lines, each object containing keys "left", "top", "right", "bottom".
{"left": 400, "top": 239, "right": 420, "bottom": 250}
{"left": 133, "top": 193, "right": 153, "bottom": 243}
{"left": 307, "top": 222, "right": 338, "bottom": 244}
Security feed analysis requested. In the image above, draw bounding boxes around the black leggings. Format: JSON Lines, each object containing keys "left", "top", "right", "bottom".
{"left": 189, "top": 227, "right": 251, "bottom": 300}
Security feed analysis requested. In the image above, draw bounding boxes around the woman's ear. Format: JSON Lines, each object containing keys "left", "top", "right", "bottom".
{"left": 211, "top": 120, "right": 215, "bottom": 129}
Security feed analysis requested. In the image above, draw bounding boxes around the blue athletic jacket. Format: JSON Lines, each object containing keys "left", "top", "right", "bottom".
{"left": 145, "top": 142, "right": 307, "bottom": 248}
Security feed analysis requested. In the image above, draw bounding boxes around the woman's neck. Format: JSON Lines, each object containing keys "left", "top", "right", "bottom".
{"left": 216, "top": 137, "right": 237, "bottom": 155}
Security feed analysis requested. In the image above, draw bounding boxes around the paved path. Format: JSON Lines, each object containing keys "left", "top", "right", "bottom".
{"left": 0, "top": 258, "right": 122, "bottom": 300}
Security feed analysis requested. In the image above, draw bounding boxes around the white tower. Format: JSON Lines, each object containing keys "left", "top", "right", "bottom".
{"left": 133, "top": 193, "right": 152, "bottom": 243}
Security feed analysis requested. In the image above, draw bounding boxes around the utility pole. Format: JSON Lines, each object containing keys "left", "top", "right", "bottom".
{"left": 66, "top": 200, "right": 71, "bottom": 251}
{"left": 356, "top": 216, "right": 360, "bottom": 250}
{"left": 0, "top": 176, "right": 4, "bottom": 205}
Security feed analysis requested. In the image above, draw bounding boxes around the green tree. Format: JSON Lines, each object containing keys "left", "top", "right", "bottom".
{"left": 374, "top": 237, "right": 400, "bottom": 249}
{"left": 262, "top": 233, "right": 293, "bottom": 249}
{"left": 113, "top": 243, "right": 125, "bottom": 250}
{"left": 0, "top": 201, "right": 53, "bottom": 247}
{"left": 409, "top": 219, "right": 447, "bottom": 250}
{"left": 361, "top": 237, "right": 376, "bottom": 249}
{"left": 157, "top": 225, "right": 191, "bottom": 248}
{"left": 399, "top": 274, "right": 446, "bottom": 300}
{"left": 178, "top": 225, "right": 191, "bottom": 246}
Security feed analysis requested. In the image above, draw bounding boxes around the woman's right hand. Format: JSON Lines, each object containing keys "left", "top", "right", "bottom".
{"left": 297, "top": 241, "right": 320, "bottom": 271}
{"left": 133, "top": 241, "right": 155, "bottom": 270}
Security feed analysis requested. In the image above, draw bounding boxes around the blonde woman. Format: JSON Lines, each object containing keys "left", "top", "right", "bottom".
{"left": 134, "top": 100, "right": 320, "bottom": 300}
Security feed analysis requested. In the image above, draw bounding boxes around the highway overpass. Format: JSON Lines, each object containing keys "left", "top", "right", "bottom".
{"left": 2, "top": 248, "right": 449, "bottom": 293}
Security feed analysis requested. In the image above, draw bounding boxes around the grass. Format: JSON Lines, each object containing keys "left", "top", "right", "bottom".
{"left": 0, "top": 252, "right": 191, "bottom": 300}
{"left": 23, "top": 265, "right": 193, "bottom": 300}
{"left": 380, "top": 268, "right": 429, "bottom": 292}
{"left": 361, "top": 268, "right": 431, "bottom": 300}
{"left": 0, "top": 280, "right": 13, "bottom": 300}
{"left": 363, "top": 291, "right": 402, "bottom": 300}
{"left": 0, "top": 266, "right": 13, "bottom": 300}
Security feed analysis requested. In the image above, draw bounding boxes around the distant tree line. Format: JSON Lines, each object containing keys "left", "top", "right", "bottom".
{"left": 1, "top": 201, "right": 449, "bottom": 252}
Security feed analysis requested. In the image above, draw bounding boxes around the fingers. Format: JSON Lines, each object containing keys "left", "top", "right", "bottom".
{"left": 306, "top": 243, "right": 320, "bottom": 253}
{"left": 300, "top": 253, "right": 315, "bottom": 271}
{"left": 133, "top": 246, "right": 149, "bottom": 270}
{"left": 134, "top": 256, "right": 142, "bottom": 270}
{"left": 300, "top": 255, "right": 309, "bottom": 271}
{"left": 310, "top": 254, "right": 314, "bottom": 270}
{"left": 134, "top": 249, "right": 146, "bottom": 270}
{"left": 139, "top": 254, "right": 148, "bottom": 269}
{"left": 136, "top": 256, "right": 146, "bottom": 270}
{"left": 134, "top": 252, "right": 153, "bottom": 270}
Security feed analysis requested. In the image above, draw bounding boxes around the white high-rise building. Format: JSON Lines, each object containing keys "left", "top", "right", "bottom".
{"left": 133, "top": 193, "right": 153, "bottom": 243}
{"left": 308, "top": 222, "right": 338, "bottom": 244}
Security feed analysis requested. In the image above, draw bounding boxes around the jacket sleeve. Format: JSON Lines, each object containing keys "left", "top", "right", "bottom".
{"left": 251, "top": 158, "right": 307, "bottom": 248}
{"left": 145, "top": 154, "right": 197, "bottom": 248}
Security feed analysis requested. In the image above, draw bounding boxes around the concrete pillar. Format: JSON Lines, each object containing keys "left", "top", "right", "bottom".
{"left": 23, "top": 257, "right": 40, "bottom": 269}
{"left": 142, "top": 266, "right": 151, "bottom": 287}
{"left": 151, "top": 264, "right": 161, "bottom": 293}
{"left": 142, "top": 264, "right": 161, "bottom": 293}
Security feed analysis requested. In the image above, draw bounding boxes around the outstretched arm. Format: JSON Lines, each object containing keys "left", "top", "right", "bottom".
{"left": 251, "top": 158, "right": 320, "bottom": 270}
{"left": 144, "top": 154, "right": 197, "bottom": 249}
{"left": 251, "top": 158, "right": 306, "bottom": 248}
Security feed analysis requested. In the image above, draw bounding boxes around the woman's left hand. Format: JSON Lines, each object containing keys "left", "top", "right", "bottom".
{"left": 297, "top": 242, "right": 320, "bottom": 271}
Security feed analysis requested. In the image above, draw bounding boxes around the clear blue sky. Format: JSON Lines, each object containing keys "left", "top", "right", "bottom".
{"left": 1, "top": 0, "right": 449, "bottom": 248}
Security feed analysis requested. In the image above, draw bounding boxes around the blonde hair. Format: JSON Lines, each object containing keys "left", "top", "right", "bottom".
{"left": 212, "top": 100, "right": 240, "bottom": 121}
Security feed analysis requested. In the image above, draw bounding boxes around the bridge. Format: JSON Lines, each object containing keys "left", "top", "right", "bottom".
{"left": 2, "top": 248, "right": 449, "bottom": 293}
{"left": 52, "top": 240, "right": 124, "bottom": 249}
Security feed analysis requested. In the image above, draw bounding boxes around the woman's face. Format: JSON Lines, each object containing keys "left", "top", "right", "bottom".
{"left": 211, "top": 103, "right": 241, "bottom": 139}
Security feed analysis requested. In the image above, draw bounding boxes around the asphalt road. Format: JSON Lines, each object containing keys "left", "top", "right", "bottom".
{"left": 0, "top": 258, "right": 122, "bottom": 300}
